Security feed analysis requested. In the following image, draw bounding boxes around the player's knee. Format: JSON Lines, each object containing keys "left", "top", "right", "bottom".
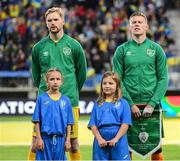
{"left": 70, "top": 138, "right": 80, "bottom": 152}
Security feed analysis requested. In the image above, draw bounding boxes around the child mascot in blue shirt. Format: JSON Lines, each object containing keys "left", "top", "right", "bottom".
{"left": 88, "top": 71, "right": 132, "bottom": 160}
{"left": 32, "top": 68, "right": 74, "bottom": 160}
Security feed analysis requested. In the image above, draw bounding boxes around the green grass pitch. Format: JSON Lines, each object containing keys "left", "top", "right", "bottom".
{"left": 0, "top": 145, "right": 180, "bottom": 160}
{"left": 0, "top": 115, "right": 180, "bottom": 160}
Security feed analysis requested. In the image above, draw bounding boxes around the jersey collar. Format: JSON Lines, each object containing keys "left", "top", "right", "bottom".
{"left": 48, "top": 34, "right": 65, "bottom": 44}
{"left": 131, "top": 38, "right": 148, "bottom": 46}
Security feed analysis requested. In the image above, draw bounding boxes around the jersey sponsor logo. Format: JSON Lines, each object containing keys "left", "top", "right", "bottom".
{"left": 138, "top": 132, "right": 149, "bottom": 143}
{"left": 63, "top": 47, "right": 71, "bottom": 56}
{"left": 43, "top": 51, "right": 49, "bottom": 57}
{"left": 147, "top": 49, "right": 155, "bottom": 57}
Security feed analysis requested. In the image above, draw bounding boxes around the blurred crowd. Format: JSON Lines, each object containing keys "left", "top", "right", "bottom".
{"left": 0, "top": 0, "right": 180, "bottom": 89}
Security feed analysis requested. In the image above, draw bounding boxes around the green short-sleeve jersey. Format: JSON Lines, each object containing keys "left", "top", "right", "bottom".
{"left": 112, "top": 38, "right": 168, "bottom": 108}
{"left": 32, "top": 34, "right": 87, "bottom": 107}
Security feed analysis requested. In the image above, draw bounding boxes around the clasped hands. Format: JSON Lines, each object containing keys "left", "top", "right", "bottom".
{"left": 131, "top": 104, "right": 154, "bottom": 118}
{"left": 98, "top": 137, "right": 118, "bottom": 147}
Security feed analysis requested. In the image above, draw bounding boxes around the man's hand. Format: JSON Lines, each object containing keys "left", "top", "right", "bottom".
{"left": 131, "top": 105, "right": 141, "bottom": 117}
{"left": 65, "top": 140, "right": 71, "bottom": 152}
{"left": 142, "top": 104, "right": 154, "bottom": 117}
{"left": 31, "top": 136, "right": 37, "bottom": 152}
{"left": 36, "top": 137, "right": 44, "bottom": 151}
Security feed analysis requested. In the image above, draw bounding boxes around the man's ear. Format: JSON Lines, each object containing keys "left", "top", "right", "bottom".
{"left": 146, "top": 24, "right": 149, "bottom": 31}
{"left": 46, "top": 20, "right": 48, "bottom": 28}
{"left": 127, "top": 24, "right": 131, "bottom": 32}
{"left": 62, "top": 20, "right": 65, "bottom": 25}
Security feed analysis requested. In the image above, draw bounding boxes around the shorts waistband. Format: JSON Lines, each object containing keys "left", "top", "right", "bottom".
{"left": 41, "top": 133, "right": 64, "bottom": 138}
{"left": 99, "top": 124, "right": 119, "bottom": 129}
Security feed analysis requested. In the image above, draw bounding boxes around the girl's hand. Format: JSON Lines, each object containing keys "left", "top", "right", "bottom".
{"left": 98, "top": 138, "right": 107, "bottom": 147}
{"left": 107, "top": 138, "right": 118, "bottom": 147}
{"left": 36, "top": 137, "right": 44, "bottom": 151}
{"left": 65, "top": 140, "right": 71, "bottom": 152}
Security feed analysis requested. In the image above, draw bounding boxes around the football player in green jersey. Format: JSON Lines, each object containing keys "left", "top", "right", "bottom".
{"left": 28, "top": 7, "right": 87, "bottom": 161}
{"left": 113, "top": 11, "right": 168, "bottom": 160}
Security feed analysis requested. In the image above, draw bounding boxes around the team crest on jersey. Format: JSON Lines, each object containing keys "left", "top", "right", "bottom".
{"left": 43, "top": 51, "right": 48, "bottom": 57}
{"left": 138, "top": 132, "right": 149, "bottom": 143}
{"left": 147, "top": 49, "right": 155, "bottom": 57}
{"left": 114, "top": 101, "right": 121, "bottom": 109}
{"left": 60, "top": 100, "right": 66, "bottom": 109}
{"left": 63, "top": 47, "right": 71, "bottom": 56}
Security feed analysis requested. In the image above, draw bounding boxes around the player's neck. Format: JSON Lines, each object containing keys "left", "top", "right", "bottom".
{"left": 132, "top": 34, "right": 146, "bottom": 44}
{"left": 50, "top": 30, "right": 64, "bottom": 43}
{"left": 105, "top": 94, "right": 114, "bottom": 102}
{"left": 48, "top": 90, "right": 61, "bottom": 97}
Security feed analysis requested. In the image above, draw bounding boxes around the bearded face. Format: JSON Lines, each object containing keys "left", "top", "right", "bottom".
{"left": 46, "top": 12, "right": 64, "bottom": 34}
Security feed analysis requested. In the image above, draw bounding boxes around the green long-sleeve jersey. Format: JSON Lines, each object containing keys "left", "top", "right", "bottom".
{"left": 32, "top": 34, "right": 87, "bottom": 107}
{"left": 112, "top": 38, "right": 168, "bottom": 108}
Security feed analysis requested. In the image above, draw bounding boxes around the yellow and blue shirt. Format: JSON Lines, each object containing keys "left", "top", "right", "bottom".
{"left": 32, "top": 92, "right": 74, "bottom": 136}
{"left": 88, "top": 98, "right": 132, "bottom": 128}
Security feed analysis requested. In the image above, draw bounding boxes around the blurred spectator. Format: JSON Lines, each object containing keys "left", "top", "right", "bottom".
{"left": 0, "top": 0, "right": 179, "bottom": 89}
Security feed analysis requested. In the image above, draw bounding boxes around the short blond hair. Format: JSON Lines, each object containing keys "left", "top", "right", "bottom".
{"left": 45, "top": 7, "right": 64, "bottom": 20}
{"left": 129, "top": 11, "right": 147, "bottom": 22}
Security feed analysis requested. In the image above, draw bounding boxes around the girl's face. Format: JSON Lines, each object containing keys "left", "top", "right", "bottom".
{"left": 102, "top": 76, "right": 117, "bottom": 97}
{"left": 46, "top": 71, "right": 62, "bottom": 91}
